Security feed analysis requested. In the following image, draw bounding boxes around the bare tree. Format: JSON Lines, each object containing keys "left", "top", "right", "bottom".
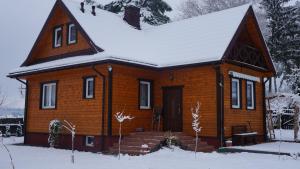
{"left": 178, "top": 0, "right": 254, "bottom": 19}
{"left": 178, "top": 0, "right": 205, "bottom": 19}
{"left": 115, "top": 111, "right": 134, "bottom": 160}
{"left": 191, "top": 101, "right": 202, "bottom": 158}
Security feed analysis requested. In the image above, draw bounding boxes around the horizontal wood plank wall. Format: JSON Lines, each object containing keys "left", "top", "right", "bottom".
{"left": 221, "top": 63, "right": 270, "bottom": 138}
{"left": 25, "top": 65, "right": 108, "bottom": 136}
{"left": 110, "top": 64, "right": 217, "bottom": 137}
{"left": 111, "top": 64, "right": 158, "bottom": 135}
{"left": 156, "top": 66, "right": 217, "bottom": 137}
{"left": 26, "top": 4, "right": 92, "bottom": 65}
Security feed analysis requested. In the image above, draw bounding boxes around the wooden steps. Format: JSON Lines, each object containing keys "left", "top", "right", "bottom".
{"left": 173, "top": 133, "right": 215, "bottom": 153}
{"left": 108, "top": 132, "right": 165, "bottom": 155}
{"left": 108, "top": 132, "right": 215, "bottom": 155}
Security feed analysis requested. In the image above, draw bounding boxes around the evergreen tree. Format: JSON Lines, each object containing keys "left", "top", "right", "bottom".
{"left": 261, "top": 0, "right": 300, "bottom": 93}
{"left": 103, "top": 0, "right": 172, "bottom": 25}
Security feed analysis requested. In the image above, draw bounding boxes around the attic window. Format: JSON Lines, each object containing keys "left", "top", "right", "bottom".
{"left": 53, "top": 26, "right": 62, "bottom": 48}
{"left": 67, "top": 23, "right": 77, "bottom": 45}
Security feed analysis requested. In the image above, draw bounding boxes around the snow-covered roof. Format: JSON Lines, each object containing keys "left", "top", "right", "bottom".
{"left": 9, "top": 0, "right": 252, "bottom": 77}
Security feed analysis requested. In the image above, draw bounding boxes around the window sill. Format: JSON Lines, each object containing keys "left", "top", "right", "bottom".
{"left": 231, "top": 106, "right": 241, "bottom": 109}
{"left": 41, "top": 107, "right": 56, "bottom": 110}
{"left": 139, "top": 107, "right": 152, "bottom": 110}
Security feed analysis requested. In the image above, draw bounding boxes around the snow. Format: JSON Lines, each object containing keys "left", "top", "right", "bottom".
{"left": 229, "top": 71, "right": 261, "bottom": 82}
{"left": 234, "top": 142, "right": 300, "bottom": 154}
{"left": 274, "top": 129, "right": 300, "bottom": 141}
{"left": 9, "top": 1, "right": 251, "bottom": 76}
{"left": 1, "top": 137, "right": 300, "bottom": 169}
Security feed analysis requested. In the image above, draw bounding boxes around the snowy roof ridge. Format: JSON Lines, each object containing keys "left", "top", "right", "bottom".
{"left": 9, "top": 0, "right": 253, "bottom": 76}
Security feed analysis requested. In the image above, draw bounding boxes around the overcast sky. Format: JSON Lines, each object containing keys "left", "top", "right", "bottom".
{"left": 0, "top": 0, "right": 183, "bottom": 109}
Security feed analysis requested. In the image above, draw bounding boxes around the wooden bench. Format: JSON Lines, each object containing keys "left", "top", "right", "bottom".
{"left": 232, "top": 125, "right": 257, "bottom": 146}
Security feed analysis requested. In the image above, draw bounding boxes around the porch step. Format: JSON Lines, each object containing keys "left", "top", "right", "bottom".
{"left": 108, "top": 132, "right": 215, "bottom": 155}
{"left": 108, "top": 132, "right": 165, "bottom": 155}
{"left": 173, "top": 133, "right": 215, "bottom": 153}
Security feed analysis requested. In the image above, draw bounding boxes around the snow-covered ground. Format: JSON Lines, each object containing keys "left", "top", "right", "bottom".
{"left": 234, "top": 142, "right": 300, "bottom": 154}
{"left": 274, "top": 129, "right": 300, "bottom": 141}
{"left": 1, "top": 137, "right": 299, "bottom": 169}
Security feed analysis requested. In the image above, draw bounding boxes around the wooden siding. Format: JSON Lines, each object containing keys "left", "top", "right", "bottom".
{"left": 221, "top": 63, "right": 270, "bottom": 137}
{"left": 25, "top": 4, "right": 92, "bottom": 65}
{"left": 110, "top": 64, "right": 217, "bottom": 137}
{"left": 26, "top": 65, "right": 108, "bottom": 136}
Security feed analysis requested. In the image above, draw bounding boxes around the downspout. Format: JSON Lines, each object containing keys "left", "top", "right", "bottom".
{"left": 92, "top": 65, "right": 106, "bottom": 151}
{"left": 262, "top": 77, "right": 270, "bottom": 142}
{"left": 16, "top": 78, "right": 28, "bottom": 144}
{"left": 107, "top": 65, "right": 113, "bottom": 136}
{"left": 215, "top": 65, "right": 224, "bottom": 147}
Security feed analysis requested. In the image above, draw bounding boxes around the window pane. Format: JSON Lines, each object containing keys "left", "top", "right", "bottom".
{"left": 87, "top": 80, "right": 94, "bottom": 97}
{"left": 140, "top": 83, "right": 149, "bottom": 107}
{"left": 69, "top": 24, "right": 76, "bottom": 43}
{"left": 43, "top": 86, "right": 49, "bottom": 107}
{"left": 247, "top": 83, "right": 253, "bottom": 108}
{"left": 54, "top": 27, "right": 62, "bottom": 47}
{"left": 51, "top": 84, "right": 56, "bottom": 107}
{"left": 232, "top": 81, "right": 238, "bottom": 106}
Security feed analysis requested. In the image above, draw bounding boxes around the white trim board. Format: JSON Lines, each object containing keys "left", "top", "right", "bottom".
{"left": 229, "top": 71, "right": 260, "bottom": 82}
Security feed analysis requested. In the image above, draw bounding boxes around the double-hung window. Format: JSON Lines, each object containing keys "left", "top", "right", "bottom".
{"left": 42, "top": 82, "right": 57, "bottom": 109}
{"left": 84, "top": 77, "right": 95, "bottom": 99}
{"left": 67, "top": 23, "right": 77, "bottom": 44}
{"left": 231, "top": 78, "right": 241, "bottom": 109}
{"left": 139, "top": 80, "right": 151, "bottom": 109}
{"left": 53, "top": 26, "right": 62, "bottom": 48}
{"left": 246, "top": 81, "right": 255, "bottom": 110}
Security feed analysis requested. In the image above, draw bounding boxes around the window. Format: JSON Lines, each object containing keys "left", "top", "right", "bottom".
{"left": 84, "top": 77, "right": 94, "bottom": 99}
{"left": 246, "top": 81, "right": 255, "bottom": 110}
{"left": 85, "top": 136, "right": 94, "bottom": 147}
{"left": 42, "top": 82, "right": 57, "bottom": 109}
{"left": 139, "top": 80, "right": 151, "bottom": 109}
{"left": 231, "top": 78, "right": 241, "bottom": 109}
{"left": 67, "top": 23, "right": 77, "bottom": 44}
{"left": 53, "top": 26, "right": 62, "bottom": 48}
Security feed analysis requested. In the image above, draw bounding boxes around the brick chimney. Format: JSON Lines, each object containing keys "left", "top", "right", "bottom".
{"left": 123, "top": 6, "right": 141, "bottom": 30}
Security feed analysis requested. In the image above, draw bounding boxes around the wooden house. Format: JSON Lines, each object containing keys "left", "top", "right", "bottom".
{"left": 8, "top": 0, "right": 275, "bottom": 152}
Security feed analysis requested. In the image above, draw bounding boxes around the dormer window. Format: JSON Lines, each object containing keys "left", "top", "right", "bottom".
{"left": 67, "top": 23, "right": 77, "bottom": 45}
{"left": 53, "top": 26, "right": 62, "bottom": 48}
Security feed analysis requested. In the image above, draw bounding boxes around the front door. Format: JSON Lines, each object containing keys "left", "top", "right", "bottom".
{"left": 163, "top": 87, "right": 183, "bottom": 132}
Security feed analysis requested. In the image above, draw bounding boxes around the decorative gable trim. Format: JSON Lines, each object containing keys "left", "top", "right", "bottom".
{"left": 221, "top": 6, "right": 276, "bottom": 74}
{"left": 21, "top": 0, "right": 103, "bottom": 67}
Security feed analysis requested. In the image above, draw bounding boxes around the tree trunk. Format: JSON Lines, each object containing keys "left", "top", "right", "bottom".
{"left": 268, "top": 77, "right": 272, "bottom": 93}
{"left": 118, "top": 123, "right": 122, "bottom": 160}
{"left": 274, "top": 76, "right": 277, "bottom": 93}
{"left": 195, "top": 132, "right": 198, "bottom": 158}
{"left": 294, "top": 106, "right": 299, "bottom": 141}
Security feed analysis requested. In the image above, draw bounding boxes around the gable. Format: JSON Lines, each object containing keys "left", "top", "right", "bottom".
{"left": 223, "top": 7, "right": 275, "bottom": 74}
{"left": 22, "top": 0, "right": 98, "bottom": 66}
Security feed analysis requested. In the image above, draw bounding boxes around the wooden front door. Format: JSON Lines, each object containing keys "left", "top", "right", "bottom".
{"left": 163, "top": 87, "right": 183, "bottom": 132}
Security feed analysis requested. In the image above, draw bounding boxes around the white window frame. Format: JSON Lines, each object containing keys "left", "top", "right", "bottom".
{"left": 85, "top": 77, "right": 94, "bottom": 99}
{"left": 68, "top": 23, "right": 76, "bottom": 44}
{"left": 246, "top": 81, "right": 255, "bottom": 110}
{"left": 85, "top": 136, "right": 94, "bottom": 147}
{"left": 54, "top": 27, "right": 62, "bottom": 48}
{"left": 42, "top": 83, "right": 56, "bottom": 109}
{"left": 139, "top": 81, "right": 151, "bottom": 109}
{"left": 231, "top": 78, "right": 240, "bottom": 109}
